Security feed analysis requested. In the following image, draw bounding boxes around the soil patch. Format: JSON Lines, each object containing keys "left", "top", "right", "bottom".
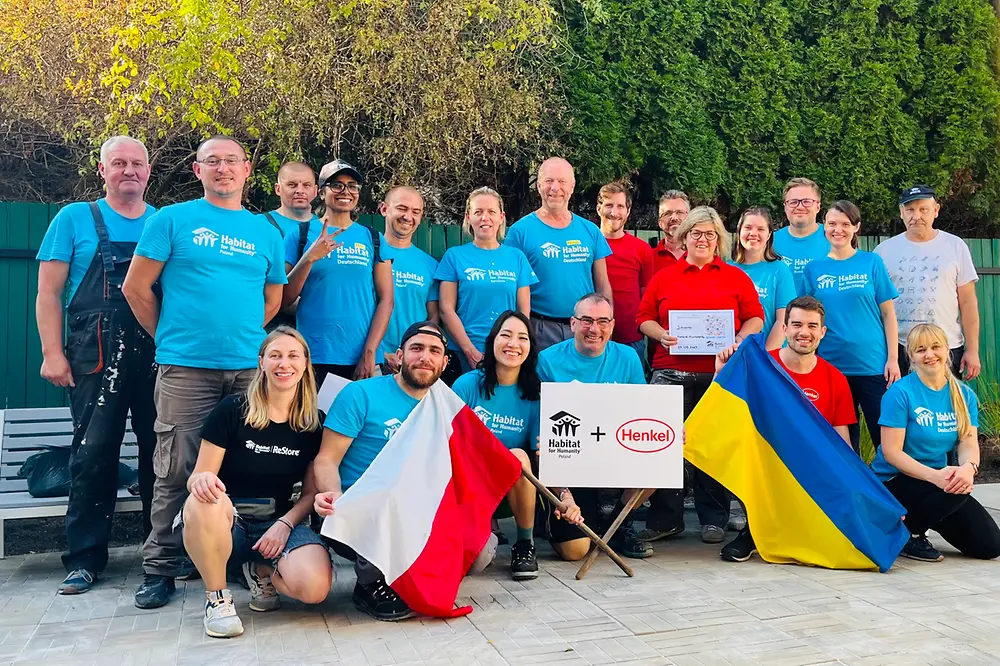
{"left": 4, "top": 513, "right": 145, "bottom": 558}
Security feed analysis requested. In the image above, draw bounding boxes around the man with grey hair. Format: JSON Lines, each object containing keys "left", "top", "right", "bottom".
{"left": 505, "top": 157, "right": 613, "bottom": 350}
{"left": 36, "top": 135, "right": 157, "bottom": 596}
{"left": 652, "top": 190, "right": 690, "bottom": 275}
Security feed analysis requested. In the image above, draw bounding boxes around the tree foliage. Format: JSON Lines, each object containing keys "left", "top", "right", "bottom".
{"left": 1, "top": 0, "right": 998, "bottom": 232}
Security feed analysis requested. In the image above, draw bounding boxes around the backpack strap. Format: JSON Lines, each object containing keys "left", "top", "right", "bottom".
{"left": 298, "top": 220, "right": 311, "bottom": 260}
{"left": 263, "top": 211, "right": 284, "bottom": 238}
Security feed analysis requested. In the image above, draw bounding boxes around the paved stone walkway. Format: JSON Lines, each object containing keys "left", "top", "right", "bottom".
{"left": 3, "top": 488, "right": 1000, "bottom": 666}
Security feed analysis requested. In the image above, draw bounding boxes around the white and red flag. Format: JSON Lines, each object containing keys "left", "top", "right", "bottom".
{"left": 321, "top": 381, "right": 522, "bottom": 617}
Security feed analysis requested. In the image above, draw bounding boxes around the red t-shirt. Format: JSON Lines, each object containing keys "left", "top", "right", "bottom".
{"left": 769, "top": 349, "right": 857, "bottom": 427}
{"left": 637, "top": 256, "right": 765, "bottom": 373}
{"left": 605, "top": 233, "right": 654, "bottom": 344}
{"left": 653, "top": 239, "right": 682, "bottom": 275}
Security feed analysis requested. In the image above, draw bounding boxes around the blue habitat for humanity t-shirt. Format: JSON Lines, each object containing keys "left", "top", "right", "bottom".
{"left": 504, "top": 213, "right": 612, "bottom": 319}
{"left": 870, "top": 373, "right": 979, "bottom": 481}
{"left": 36, "top": 199, "right": 157, "bottom": 304}
{"left": 804, "top": 251, "right": 899, "bottom": 376}
{"left": 324, "top": 374, "right": 421, "bottom": 491}
{"left": 285, "top": 222, "right": 389, "bottom": 365}
{"left": 434, "top": 244, "right": 538, "bottom": 351}
{"left": 135, "top": 198, "right": 286, "bottom": 370}
{"left": 452, "top": 369, "right": 540, "bottom": 451}
{"left": 378, "top": 244, "right": 440, "bottom": 358}
{"left": 261, "top": 210, "right": 318, "bottom": 238}
{"left": 773, "top": 225, "right": 831, "bottom": 296}
{"left": 732, "top": 260, "right": 797, "bottom": 336}
{"left": 537, "top": 339, "right": 645, "bottom": 384}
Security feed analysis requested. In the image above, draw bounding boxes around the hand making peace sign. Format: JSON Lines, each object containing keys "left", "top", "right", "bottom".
{"left": 304, "top": 219, "right": 345, "bottom": 264}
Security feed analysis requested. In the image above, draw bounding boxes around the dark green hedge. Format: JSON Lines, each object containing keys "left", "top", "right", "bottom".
{"left": 558, "top": 0, "right": 1000, "bottom": 234}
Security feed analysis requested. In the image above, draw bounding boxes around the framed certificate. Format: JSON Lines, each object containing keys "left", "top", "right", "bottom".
{"left": 668, "top": 309, "right": 735, "bottom": 355}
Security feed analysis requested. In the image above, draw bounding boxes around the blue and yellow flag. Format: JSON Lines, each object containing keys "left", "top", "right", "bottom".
{"left": 685, "top": 335, "right": 908, "bottom": 572}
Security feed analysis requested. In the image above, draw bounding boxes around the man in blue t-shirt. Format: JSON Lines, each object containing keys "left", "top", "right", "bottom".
{"left": 535, "top": 294, "right": 650, "bottom": 562}
{"left": 313, "top": 322, "right": 496, "bottom": 620}
{"left": 505, "top": 158, "right": 613, "bottom": 350}
{"left": 260, "top": 161, "right": 320, "bottom": 329}
{"left": 36, "top": 136, "right": 157, "bottom": 597}
{"left": 123, "top": 135, "right": 287, "bottom": 610}
{"left": 773, "top": 177, "right": 830, "bottom": 295}
{"left": 377, "top": 186, "right": 439, "bottom": 372}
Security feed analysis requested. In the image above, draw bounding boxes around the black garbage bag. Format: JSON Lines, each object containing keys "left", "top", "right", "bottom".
{"left": 18, "top": 449, "right": 139, "bottom": 498}
{"left": 18, "top": 447, "right": 71, "bottom": 498}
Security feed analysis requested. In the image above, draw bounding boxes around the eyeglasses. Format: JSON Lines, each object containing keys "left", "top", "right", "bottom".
{"left": 784, "top": 198, "right": 818, "bottom": 209}
{"left": 325, "top": 182, "right": 361, "bottom": 194}
{"left": 688, "top": 230, "right": 718, "bottom": 241}
{"left": 659, "top": 210, "right": 687, "bottom": 219}
{"left": 573, "top": 315, "right": 613, "bottom": 328}
{"left": 198, "top": 157, "right": 246, "bottom": 168}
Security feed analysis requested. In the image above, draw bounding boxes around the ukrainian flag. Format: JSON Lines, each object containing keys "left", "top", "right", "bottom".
{"left": 685, "top": 334, "right": 908, "bottom": 572}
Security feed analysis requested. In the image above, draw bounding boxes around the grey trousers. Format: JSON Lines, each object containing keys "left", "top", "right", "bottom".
{"left": 142, "top": 364, "right": 254, "bottom": 577}
{"left": 529, "top": 316, "right": 573, "bottom": 352}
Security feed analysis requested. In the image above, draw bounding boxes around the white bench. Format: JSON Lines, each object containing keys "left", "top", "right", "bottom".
{"left": 0, "top": 407, "right": 142, "bottom": 558}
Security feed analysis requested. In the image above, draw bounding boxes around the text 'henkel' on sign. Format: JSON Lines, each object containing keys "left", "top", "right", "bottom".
{"left": 538, "top": 382, "right": 684, "bottom": 489}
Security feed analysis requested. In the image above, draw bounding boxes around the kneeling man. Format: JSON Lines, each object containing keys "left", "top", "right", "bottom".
{"left": 537, "top": 293, "right": 649, "bottom": 561}
{"left": 313, "top": 322, "right": 496, "bottom": 621}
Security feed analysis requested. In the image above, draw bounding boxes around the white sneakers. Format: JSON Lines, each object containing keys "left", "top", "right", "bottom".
{"left": 242, "top": 562, "right": 281, "bottom": 612}
{"left": 204, "top": 589, "right": 244, "bottom": 638}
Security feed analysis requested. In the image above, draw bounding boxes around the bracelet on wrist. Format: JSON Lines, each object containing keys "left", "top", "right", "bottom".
{"left": 967, "top": 461, "right": 980, "bottom": 476}
{"left": 276, "top": 517, "right": 295, "bottom": 531}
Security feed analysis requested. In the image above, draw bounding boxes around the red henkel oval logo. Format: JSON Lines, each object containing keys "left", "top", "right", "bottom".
{"left": 615, "top": 418, "right": 675, "bottom": 453}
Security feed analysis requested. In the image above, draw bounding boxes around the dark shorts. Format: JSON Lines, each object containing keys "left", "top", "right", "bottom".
{"left": 547, "top": 488, "right": 601, "bottom": 544}
{"left": 229, "top": 515, "right": 325, "bottom": 568}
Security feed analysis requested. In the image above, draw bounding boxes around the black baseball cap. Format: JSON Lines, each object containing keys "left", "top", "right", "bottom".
{"left": 399, "top": 321, "right": 448, "bottom": 349}
{"left": 318, "top": 159, "right": 364, "bottom": 188}
{"left": 899, "top": 184, "right": 936, "bottom": 205}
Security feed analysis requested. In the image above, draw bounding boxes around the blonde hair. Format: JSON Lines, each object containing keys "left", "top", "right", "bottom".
{"left": 906, "top": 324, "right": 973, "bottom": 440}
{"left": 244, "top": 326, "right": 320, "bottom": 433}
{"left": 783, "top": 177, "right": 821, "bottom": 200}
{"left": 463, "top": 186, "right": 507, "bottom": 241}
{"left": 674, "top": 206, "right": 731, "bottom": 258}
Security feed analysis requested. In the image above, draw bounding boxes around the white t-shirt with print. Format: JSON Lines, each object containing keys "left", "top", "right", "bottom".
{"left": 874, "top": 230, "right": 978, "bottom": 348}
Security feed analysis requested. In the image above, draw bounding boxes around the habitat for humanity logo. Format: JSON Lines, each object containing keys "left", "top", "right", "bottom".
{"left": 816, "top": 274, "right": 837, "bottom": 289}
{"left": 914, "top": 407, "right": 934, "bottom": 427}
{"left": 473, "top": 406, "right": 492, "bottom": 425}
{"left": 550, "top": 411, "right": 580, "bottom": 436}
{"left": 464, "top": 267, "right": 487, "bottom": 281}
{"left": 193, "top": 227, "right": 219, "bottom": 247}
{"left": 383, "top": 418, "right": 403, "bottom": 439}
{"left": 541, "top": 242, "right": 561, "bottom": 258}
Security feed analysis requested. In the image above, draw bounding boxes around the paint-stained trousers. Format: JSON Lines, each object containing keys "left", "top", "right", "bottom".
{"left": 141, "top": 365, "right": 254, "bottom": 577}
{"left": 62, "top": 322, "right": 156, "bottom": 574}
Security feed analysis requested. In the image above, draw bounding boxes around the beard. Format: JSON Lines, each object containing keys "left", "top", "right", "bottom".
{"left": 400, "top": 362, "right": 442, "bottom": 389}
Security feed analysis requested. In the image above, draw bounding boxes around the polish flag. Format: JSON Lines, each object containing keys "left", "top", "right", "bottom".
{"left": 321, "top": 381, "right": 522, "bottom": 618}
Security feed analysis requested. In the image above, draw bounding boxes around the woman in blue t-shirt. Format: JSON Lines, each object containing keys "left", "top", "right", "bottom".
{"left": 731, "top": 207, "right": 796, "bottom": 350}
{"left": 437, "top": 187, "right": 537, "bottom": 373}
{"left": 451, "top": 311, "right": 541, "bottom": 581}
{"left": 804, "top": 200, "right": 900, "bottom": 454}
{"left": 872, "top": 324, "right": 1000, "bottom": 562}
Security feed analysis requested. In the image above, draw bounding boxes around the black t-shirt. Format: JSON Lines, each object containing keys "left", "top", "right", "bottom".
{"left": 200, "top": 394, "right": 322, "bottom": 515}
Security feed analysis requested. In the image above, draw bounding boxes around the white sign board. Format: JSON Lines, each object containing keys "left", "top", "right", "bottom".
{"left": 317, "top": 374, "right": 352, "bottom": 414}
{"left": 669, "top": 309, "right": 734, "bottom": 355}
{"left": 538, "top": 382, "right": 684, "bottom": 488}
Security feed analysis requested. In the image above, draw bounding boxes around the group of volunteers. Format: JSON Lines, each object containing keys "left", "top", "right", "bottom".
{"left": 34, "top": 134, "right": 997, "bottom": 639}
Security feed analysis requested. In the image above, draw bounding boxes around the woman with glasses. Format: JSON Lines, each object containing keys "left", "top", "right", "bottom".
{"left": 436, "top": 187, "right": 537, "bottom": 373}
{"left": 804, "top": 200, "right": 900, "bottom": 454}
{"left": 282, "top": 160, "right": 394, "bottom": 385}
{"left": 637, "top": 206, "right": 764, "bottom": 545}
{"left": 731, "top": 207, "right": 796, "bottom": 350}
{"left": 452, "top": 311, "right": 541, "bottom": 580}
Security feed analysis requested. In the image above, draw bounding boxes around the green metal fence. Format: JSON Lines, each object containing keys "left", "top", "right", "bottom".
{"left": 2, "top": 202, "right": 997, "bottom": 408}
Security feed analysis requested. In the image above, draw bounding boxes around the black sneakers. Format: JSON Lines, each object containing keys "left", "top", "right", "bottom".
{"left": 900, "top": 534, "right": 944, "bottom": 562}
{"left": 720, "top": 527, "right": 757, "bottom": 562}
{"left": 609, "top": 525, "right": 653, "bottom": 559}
{"left": 134, "top": 573, "right": 176, "bottom": 609}
{"left": 353, "top": 580, "right": 415, "bottom": 621}
{"left": 510, "top": 540, "right": 539, "bottom": 580}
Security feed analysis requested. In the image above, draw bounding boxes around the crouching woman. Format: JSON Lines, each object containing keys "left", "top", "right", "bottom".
{"left": 182, "top": 326, "right": 333, "bottom": 638}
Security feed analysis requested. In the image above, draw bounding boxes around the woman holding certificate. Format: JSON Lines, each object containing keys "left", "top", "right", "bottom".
{"left": 803, "top": 200, "right": 900, "bottom": 455}
{"left": 636, "top": 206, "right": 764, "bottom": 544}
{"left": 436, "top": 187, "right": 538, "bottom": 374}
